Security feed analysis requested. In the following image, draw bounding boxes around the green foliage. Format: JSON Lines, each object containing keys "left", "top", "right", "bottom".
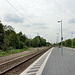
{"left": 65, "top": 39, "right": 72, "bottom": 47}
{"left": 31, "top": 36, "right": 40, "bottom": 47}
{"left": 17, "top": 32, "right": 27, "bottom": 43}
{"left": 3, "top": 34, "right": 10, "bottom": 51}
{"left": 46, "top": 42, "right": 51, "bottom": 46}
{"left": 9, "top": 33, "right": 19, "bottom": 49}
{"left": 0, "top": 23, "right": 51, "bottom": 53}
{"left": 0, "top": 48, "right": 28, "bottom": 57}
{"left": 0, "top": 50, "right": 8, "bottom": 56}
{"left": 59, "top": 38, "right": 75, "bottom": 48}
{"left": 0, "top": 23, "right": 4, "bottom": 49}
{"left": 31, "top": 36, "right": 47, "bottom": 47}
{"left": 62, "top": 41, "right": 65, "bottom": 46}
{"left": 3, "top": 25, "right": 16, "bottom": 51}
{"left": 19, "top": 41, "right": 24, "bottom": 49}
{"left": 23, "top": 45, "right": 28, "bottom": 49}
{"left": 40, "top": 37, "right": 46, "bottom": 46}
{"left": 25, "top": 39, "right": 31, "bottom": 47}
{"left": 73, "top": 38, "right": 75, "bottom": 47}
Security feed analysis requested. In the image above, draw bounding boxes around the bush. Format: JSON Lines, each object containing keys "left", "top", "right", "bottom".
{"left": 23, "top": 45, "right": 28, "bottom": 49}
{"left": 2, "top": 45, "right": 8, "bottom": 51}
{"left": 19, "top": 42, "right": 24, "bottom": 49}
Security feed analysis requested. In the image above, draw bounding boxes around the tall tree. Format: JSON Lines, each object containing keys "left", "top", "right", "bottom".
{"left": 65, "top": 39, "right": 71, "bottom": 47}
{"left": 9, "top": 33, "right": 19, "bottom": 49}
{"left": 3, "top": 25, "right": 16, "bottom": 50}
{"left": 17, "top": 32, "right": 27, "bottom": 43}
{"left": 31, "top": 36, "right": 40, "bottom": 47}
{"left": 0, "top": 23, "right": 4, "bottom": 49}
{"left": 40, "top": 37, "right": 46, "bottom": 46}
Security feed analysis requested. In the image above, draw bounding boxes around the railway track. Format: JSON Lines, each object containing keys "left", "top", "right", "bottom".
{"left": 0, "top": 47, "right": 51, "bottom": 75}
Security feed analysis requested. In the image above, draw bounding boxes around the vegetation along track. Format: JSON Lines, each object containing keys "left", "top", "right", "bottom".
{"left": 0, "top": 47, "right": 51, "bottom": 75}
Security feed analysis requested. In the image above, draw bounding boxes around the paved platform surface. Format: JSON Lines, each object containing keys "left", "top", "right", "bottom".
{"left": 42, "top": 47, "right": 75, "bottom": 75}
{"left": 20, "top": 48, "right": 53, "bottom": 75}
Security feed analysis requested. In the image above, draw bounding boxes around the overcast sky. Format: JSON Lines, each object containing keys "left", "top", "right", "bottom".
{"left": 0, "top": 0, "right": 75, "bottom": 43}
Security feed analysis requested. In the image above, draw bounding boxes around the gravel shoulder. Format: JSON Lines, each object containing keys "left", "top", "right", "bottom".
{"left": 0, "top": 47, "right": 47, "bottom": 64}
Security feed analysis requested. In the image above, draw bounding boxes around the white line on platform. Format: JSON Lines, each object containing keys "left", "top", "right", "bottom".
{"left": 20, "top": 47, "right": 54, "bottom": 75}
{"left": 36, "top": 48, "right": 53, "bottom": 75}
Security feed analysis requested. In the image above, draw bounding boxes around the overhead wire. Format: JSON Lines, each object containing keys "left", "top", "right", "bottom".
{"left": 14, "top": 0, "right": 40, "bottom": 34}
{"left": 15, "top": 0, "right": 31, "bottom": 19}
{"left": 0, "top": 0, "right": 49, "bottom": 41}
{"left": 5, "top": 0, "right": 41, "bottom": 37}
{"left": 5, "top": 0, "right": 32, "bottom": 24}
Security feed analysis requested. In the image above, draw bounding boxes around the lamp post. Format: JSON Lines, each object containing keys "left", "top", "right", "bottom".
{"left": 71, "top": 33, "right": 74, "bottom": 50}
{"left": 56, "top": 37, "right": 58, "bottom": 47}
{"left": 56, "top": 33, "right": 59, "bottom": 49}
{"left": 58, "top": 20, "right": 63, "bottom": 55}
{"left": 37, "top": 33, "right": 39, "bottom": 50}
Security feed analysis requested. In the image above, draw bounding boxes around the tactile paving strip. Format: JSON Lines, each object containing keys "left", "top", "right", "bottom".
{"left": 25, "top": 50, "right": 51, "bottom": 75}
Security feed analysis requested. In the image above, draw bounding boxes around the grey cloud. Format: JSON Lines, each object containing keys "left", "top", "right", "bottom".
{"left": 33, "top": 22, "right": 48, "bottom": 29}
{"left": 23, "top": 24, "right": 31, "bottom": 27}
{"left": 63, "top": 29, "right": 68, "bottom": 31}
{"left": 38, "top": 26, "right": 49, "bottom": 29}
{"left": 33, "top": 22, "right": 46, "bottom": 26}
{"left": 65, "top": 0, "right": 75, "bottom": 13}
{"left": 69, "top": 18, "right": 75, "bottom": 24}
{"left": 25, "top": 24, "right": 31, "bottom": 27}
{"left": 4, "top": 14, "right": 24, "bottom": 23}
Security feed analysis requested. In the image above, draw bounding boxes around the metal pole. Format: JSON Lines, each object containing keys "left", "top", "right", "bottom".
{"left": 72, "top": 33, "right": 74, "bottom": 50}
{"left": 56, "top": 33, "right": 59, "bottom": 49}
{"left": 72, "top": 38, "right": 73, "bottom": 50}
{"left": 56, "top": 37, "right": 58, "bottom": 47}
{"left": 58, "top": 20, "right": 63, "bottom": 55}
{"left": 37, "top": 33, "right": 39, "bottom": 50}
{"left": 58, "top": 33, "right": 59, "bottom": 49}
{"left": 61, "top": 20, "right": 63, "bottom": 55}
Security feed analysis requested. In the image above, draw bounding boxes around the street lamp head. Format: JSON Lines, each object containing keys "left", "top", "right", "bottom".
{"left": 58, "top": 21, "right": 61, "bottom": 23}
{"left": 57, "top": 20, "right": 62, "bottom": 23}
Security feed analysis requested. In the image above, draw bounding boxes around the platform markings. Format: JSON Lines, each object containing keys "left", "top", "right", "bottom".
{"left": 20, "top": 47, "right": 54, "bottom": 75}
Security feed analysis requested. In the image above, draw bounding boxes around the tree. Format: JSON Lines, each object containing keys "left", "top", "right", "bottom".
{"left": 46, "top": 42, "right": 51, "bottom": 46}
{"left": 31, "top": 36, "right": 47, "bottom": 47}
{"left": 9, "top": 33, "right": 19, "bottom": 49}
{"left": 62, "top": 41, "right": 65, "bottom": 46}
{"left": 3, "top": 25, "right": 14, "bottom": 31}
{"left": 3, "top": 25, "right": 16, "bottom": 50}
{"left": 72, "top": 38, "right": 75, "bottom": 48}
{"left": 40, "top": 37, "right": 46, "bottom": 46}
{"left": 0, "top": 23, "right": 50, "bottom": 50}
{"left": 3, "top": 25, "right": 15, "bottom": 35}
{"left": 65, "top": 39, "right": 71, "bottom": 47}
{"left": 3, "top": 34, "right": 10, "bottom": 50}
{"left": 17, "top": 32, "right": 27, "bottom": 44}
{"left": 0, "top": 23, "right": 4, "bottom": 49}
{"left": 19, "top": 41, "right": 24, "bottom": 49}
{"left": 31, "top": 36, "right": 40, "bottom": 47}
{"left": 25, "top": 39, "right": 31, "bottom": 47}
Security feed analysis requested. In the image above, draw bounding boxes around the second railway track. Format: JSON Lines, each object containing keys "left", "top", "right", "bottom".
{"left": 0, "top": 47, "right": 51, "bottom": 75}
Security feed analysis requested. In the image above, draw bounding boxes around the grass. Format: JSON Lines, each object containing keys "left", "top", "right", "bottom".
{"left": 0, "top": 48, "right": 31, "bottom": 57}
